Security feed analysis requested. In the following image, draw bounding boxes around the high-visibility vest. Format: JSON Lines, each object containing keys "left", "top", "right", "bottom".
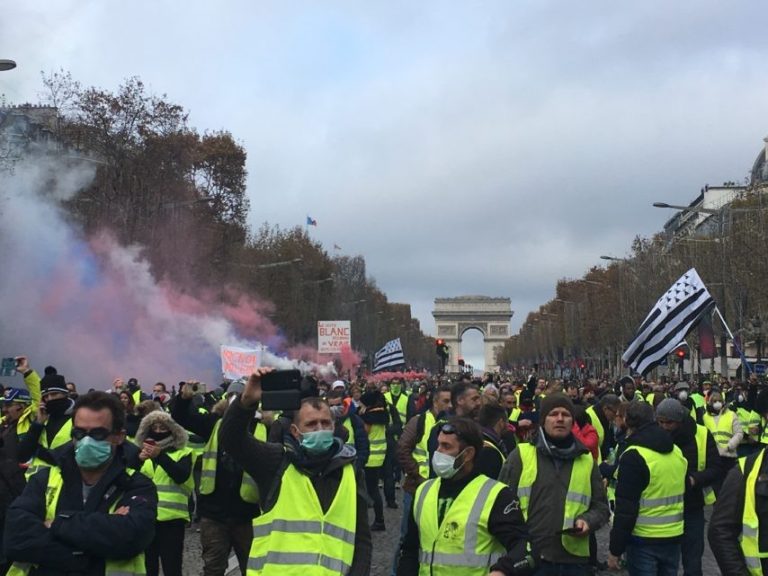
{"left": 384, "top": 392, "right": 409, "bottom": 427}
{"left": 8, "top": 467, "right": 146, "bottom": 576}
{"left": 342, "top": 417, "right": 355, "bottom": 446}
{"left": 585, "top": 406, "right": 604, "bottom": 457}
{"left": 738, "top": 449, "right": 768, "bottom": 575}
{"left": 26, "top": 418, "right": 73, "bottom": 479}
{"left": 365, "top": 423, "right": 386, "bottom": 468}
{"left": 139, "top": 447, "right": 194, "bottom": 522}
{"left": 413, "top": 475, "right": 506, "bottom": 575}
{"left": 132, "top": 389, "right": 142, "bottom": 406}
{"left": 760, "top": 417, "right": 768, "bottom": 445}
{"left": 508, "top": 408, "right": 521, "bottom": 423}
{"left": 736, "top": 407, "right": 761, "bottom": 443}
{"left": 414, "top": 412, "right": 436, "bottom": 478}
{"left": 694, "top": 425, "right": 716, "bottom": 505}
{"left": 247, "top": 463, "right": 357, "bottom": 575}
{"left": 703, "top": 410, "right": 736, "bottom": 451}
{"left": 690, "top": 393, "right": 705, "bottom": 410}
{"left": 621, "top": 445, "right": 686, "bottom": 538}
{"left": 199, "top": 419, "right": 266, "bottom": 504}
{"left": 516, "top": 443, "right": 592, "bottom": 557}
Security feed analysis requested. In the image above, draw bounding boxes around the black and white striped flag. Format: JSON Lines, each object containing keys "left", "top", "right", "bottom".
{"left": 622, "top": 268, "right": 715, "bottom": 375}
{"left": 373, "top": 338, "right": 405, "bottom": 372}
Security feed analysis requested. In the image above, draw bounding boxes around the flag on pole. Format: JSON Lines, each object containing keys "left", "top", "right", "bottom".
{"left": 698, "top": 311, "right": 716, "bottom": 359}
{"left": 306, "top": 216, "right": 317, "bottom": 226}
{"left": 622, "top": 268, "right": 715, "bottom": 375}
{"left": 374, "top": 338, "right": 405, "bottom": 372}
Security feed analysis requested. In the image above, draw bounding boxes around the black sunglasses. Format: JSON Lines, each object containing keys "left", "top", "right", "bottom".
{"left": 71, "top": 427, "right": 112, "bottom": 441}
{"left": 439, "top": 423, "right": 465, "bottom": 441}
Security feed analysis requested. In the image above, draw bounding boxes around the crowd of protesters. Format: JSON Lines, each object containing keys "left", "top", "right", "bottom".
{"left": 0, "top": 355, "right": 767, "bottom": 575}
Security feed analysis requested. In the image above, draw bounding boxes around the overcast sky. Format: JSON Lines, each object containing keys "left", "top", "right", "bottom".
{"left": 3, "top": 1, "right": 767, "bottom": 369}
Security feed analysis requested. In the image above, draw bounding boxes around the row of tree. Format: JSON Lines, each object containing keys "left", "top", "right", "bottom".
{"left": 497, "top": 185, "right": 768, "bottom": 377}
{"left": 5, "top": 71, "right": 439, "bottom": 371}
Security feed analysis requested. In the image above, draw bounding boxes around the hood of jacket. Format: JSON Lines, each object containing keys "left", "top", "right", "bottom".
{"left": 627, "top": 422, "right": 675, "bottom": 454}
{"left": 134, "top": 410, "right": 188, "bottom": 450}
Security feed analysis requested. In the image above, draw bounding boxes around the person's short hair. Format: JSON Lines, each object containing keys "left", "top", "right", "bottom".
{"left": 73, "top": 391, "right": 126, "bottom": 433}
{"left": 293, "top": 397, "right": 330, "bottom": 424}
{"left": 599, "top": 393, "right": 621, "bottom": 411}
{"left": 625, "top": 400, "right": 654, "bottom": 430}
{"left": 153, "top": 382, "right": 167, "bottom": 391}
{"left": 442, "top": 416, "right": 483, "bottom": 456}
{"left": 450, "top": 382, "right": 474, "bottom": 408}
{"left": 429, "top": 384, "right": 452, "bottom": 407}
{"left": 478, "top": 404, "right": 507, "bottom": 429}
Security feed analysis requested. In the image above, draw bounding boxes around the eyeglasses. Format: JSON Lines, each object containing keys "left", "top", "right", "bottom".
{"left": 71, "top": 427, "right": 112, "bottom": 441}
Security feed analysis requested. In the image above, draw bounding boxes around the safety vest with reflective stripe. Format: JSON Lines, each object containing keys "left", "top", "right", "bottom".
{"left": 365, "top": 423, "right": 386, "bottom": 468}
{"left": 508, "top": 408, "right": 521, "bottom": 423}
{"left": 26, "top": 418, "right": 73, "bottom": 479}
{"left": 621, "top": 444, "right": 686, "bottom": 538}
{"left": 736, "top": 407, "right": 761, "bottom": 443}
{"left": 132, "top": 389, "right": 142, "bottom": 406}
{"left": 690, "top": 392, "right": 705, "bottom": 409}
{"left": 413, "top": 475, "right": 506, "bottom": 575}
{"left": 342, "top": 418, "right": 355, "bottom": 446}
{"left": 703, "top": 410, "right": 736, "bottom": 451}
{"left": 738, "top": 449, "right": 768, "bottom": 575}
{"left": 139, "top": 447, "right": 194, "bottom": 522}
{"left": 247, "top": 463, "right": 357, "bottom": 576}
{"left": 8, "top": 467, "right": 146, "bottom": 576}
{"left": 516, "top": 443, "right": 592, "bottom": 557}
{"left": 199, "top": 419, "right": 266, "bottom": 504}
{"left": 760, "top": 418, "right": 768, "bottom": 445}
{"left": 384, "top": 392, "right": 409, "bottom": 427}
{"left": 694, "top": 424, "right": 716, "bottom": 505}
{"left": 585, "top": 406, "right": 604, "bottom": 457}
{"left": 414, "top": 412, "right": 436, "bottom": 478}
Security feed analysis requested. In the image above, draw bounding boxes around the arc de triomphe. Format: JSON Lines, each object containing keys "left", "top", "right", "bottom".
{"left": 432, "top": 296, "right": 513, "bottom": 373}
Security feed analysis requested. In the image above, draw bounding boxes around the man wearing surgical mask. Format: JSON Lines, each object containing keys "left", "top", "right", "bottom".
{"left": 703, "top": 390, "right": 743, "bottom": 485}
{"left": 220, "top": 369, "right": 372, "bottom": 576}
{"left": 672, "top": 381, "right": 704, "bottom": 424}
{"left": 397, "top": 417, "right": 534, "bottom": 576}
{"left": 5, "top": 391, "right": 157, "bottom": 575}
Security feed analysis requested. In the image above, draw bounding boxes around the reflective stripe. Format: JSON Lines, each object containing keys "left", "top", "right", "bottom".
{"left": 156, "top": 485, "right": 189, "bottom": 496}
{"left": 418, "top": 551, "right": 504, "bottom": 567}
{"left": 464, "top": 478, "right": 497, "bottom": 553}
{"left": 565, "top": 491, "right": 590, "bottom": 507}
{"left": 639, "top": 494, "right": 684, "bottom": 507}
{"left": 413, "top": 447, "right": 427, "bottom": 456}
{"left": 200, "top": 470, "right": 216, "bottom": 479}
{"left": 635, "top": 513, "right": 684, "bottom": 525}
{"left": 201, "top": 451, "right": 217, "bottom": 460}
{"left": 744, "top": 556, "right": 762, "bottom": 570}
{"left": 248, "top": 552, "right": 350, "bottom": 574}
{"left": 517, "top": 486, "right": 531, "bottom": 497}
{"left": 252, "top": 519, "right": 355, "bottom": 544}
{"left": 743, "top": 524, "right": 759, "bottom": 537}
{"left": 159, "top": 501, "right": 189, "bottom": 512}
{"left": 413, "top": 478, "right": 435, "bottom": 524}
{"left": 369, "top": 439, "right": 387, "bottom": 445}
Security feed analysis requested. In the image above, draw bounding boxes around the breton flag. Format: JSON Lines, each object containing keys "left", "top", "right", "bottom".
{"left": 622, "top": 268, "right": 715, "bottom": 375}
{"left": 374, "top": 338, "right": 405, "bottom": 372}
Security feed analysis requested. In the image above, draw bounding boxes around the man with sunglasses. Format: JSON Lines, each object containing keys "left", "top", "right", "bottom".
{"left": 5, "top": 391, "right": 157, "bottom": 576}
{"left": 397, "top": 417, "right": 535, "bottom": 576}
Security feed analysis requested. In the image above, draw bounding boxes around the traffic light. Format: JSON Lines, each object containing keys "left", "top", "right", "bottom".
{"left": 435, "top": 339, "right": 444, "bottom": 356}
{"left": 675, "top": 349, "right": 686, "bottom": 360}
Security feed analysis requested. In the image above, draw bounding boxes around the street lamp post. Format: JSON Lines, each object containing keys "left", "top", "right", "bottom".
{"left": 0, "top": 60, "right": 16, "bottom": 72}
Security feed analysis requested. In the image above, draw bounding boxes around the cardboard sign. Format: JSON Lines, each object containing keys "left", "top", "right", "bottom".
{"left": 221, "top": 345, "right": 262, "bottom": 379}
{"left": 318, "top": 321, "right": 351, "bottom": 354}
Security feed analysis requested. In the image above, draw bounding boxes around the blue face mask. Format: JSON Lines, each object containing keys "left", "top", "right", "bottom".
{"left": 300, "top": 430, "right": 335, "bottom": 455}
{"left": 74, "top": 436, "right": 113, "bottom": 469}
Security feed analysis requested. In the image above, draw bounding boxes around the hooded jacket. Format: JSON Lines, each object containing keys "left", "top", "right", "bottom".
{"left": 134, "top": 411, "right": 192, "bottom": 490}
{"left": 220, "top": 398, "right": 372, "bottom": 576}
{"left": 609, "top": 422, "right": 685, "bottom": 557}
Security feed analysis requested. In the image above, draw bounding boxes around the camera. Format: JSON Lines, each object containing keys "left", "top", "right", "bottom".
{"left": 188, "top": 381, "right": 206, "bottom": 395}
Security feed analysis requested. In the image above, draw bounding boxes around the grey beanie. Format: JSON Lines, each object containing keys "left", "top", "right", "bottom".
{"left": 656, "top": 398, "right": 686, "bottom": 422}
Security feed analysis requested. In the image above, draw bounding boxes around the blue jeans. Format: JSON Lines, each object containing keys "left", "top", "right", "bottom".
{"left": 681, "top": 509, "right": 705, "bottom": 576}
{"left": 533, "top": 562, "right": 588, "bottom": 576}
{"left": 390, "top": 491, "right": 413, "bottom": 576}
{"left": 625, "top": 542, "right": 680, "bottom": 576}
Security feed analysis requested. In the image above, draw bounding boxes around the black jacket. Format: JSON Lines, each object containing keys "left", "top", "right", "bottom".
{"left": 708, "top": 448, "right": 768, "bottom": 575}
{"left": 3, "top": 444, "right": 157, "bottom": 576}
{"left": 477, "top": 428, "right": 507, "bottom": 480}
{"left": 609, "top": 423, "right": 685, "bottom": 556}
{"left": 396, "top": 468, "right": 532, "bottom": 576}
{"left": 220, "top": 398, "right": 372, "bottom": 576}
{"left": 668, "top": 416, "right": 722, "bottom": 511}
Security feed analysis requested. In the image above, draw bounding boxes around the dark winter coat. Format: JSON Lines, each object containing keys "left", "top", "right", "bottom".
{"left": 668, "top": 415, "right": 722, "bottom": 511}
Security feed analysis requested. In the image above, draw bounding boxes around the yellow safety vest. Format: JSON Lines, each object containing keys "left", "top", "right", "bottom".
{"left": 621, "top": 445, "right": 686, "bottom": 538}
{"left": 694, "top": 425, "right": 716, "bottom": 505}
{"left": 413, "top": 475, "right": 506, "bottom": 575}
{"left": 760, "top": 417, "right": 768, "bottom": 445}
{"left": 26, "top": 418, "right": 73, "bottom": 479}
{"left": 247, "top": 463, "right": 357, "bottom": 575}
{"left": 585, "top": 406, "right": 604, "bottom": 456}
{"left": 132, "top": 389, "right": 142, "bottom": 406}
{"left": 516, "top": 443, "right": 592, "bottom": 557}
{"left": 365, "top": 423, "right": 386, "bottom": 468}
{"left": 414, "top": 412, "right": 437, "bottom": 479}
{"left": 342, "top": 418, "right": 355, "bottom": 446}
{"left": 8, "top": 467, "right": 145, "bottom": 576}
{"left": 199, "top": 419, "right": 266, "bottom": 504}
{"left": 384, "top": 392, "right": 409, "bottom": 427}
{"left": 508, "top": 408, "right": 521, "bottom": 423}
{"left": 139, "top": 447, "right": 194, "bottom": 522}
{"left": 738, "top": 449, "right": 768, "bottom": 575}
{"left": 736, "top": 407, "right": 761, "bottom": 443}
{"left": 703, "top": 410, "right": 736, "bottom": 451}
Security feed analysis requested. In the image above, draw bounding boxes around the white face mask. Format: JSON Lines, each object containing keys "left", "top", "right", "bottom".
{"left": 431, "top": 449, "right": 465, "bottom": 479}
{"left": 737, "top": 394, "right": 745, "bottom": 403}
{"left": 678, "top": 391, "right": 688, "bottom": 402}
{"left": 712, "top": 401, "right": 723, "bottom": 412}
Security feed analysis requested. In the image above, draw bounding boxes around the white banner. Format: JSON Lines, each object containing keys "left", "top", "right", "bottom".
{"left": 220, "top": 345, "right": 262, "bottom": 379}
{"left": 317, "top": 321, "right": 351, "bottom": 354}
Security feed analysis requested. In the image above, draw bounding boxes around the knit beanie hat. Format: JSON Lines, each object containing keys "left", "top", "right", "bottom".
{"left": 539, "top": 392, "right": 575, "bottom": 421}
{"left": 655, "top": 398, "right": 686, "bottom": 422}
{"left": 40, "top": 373, "right": 68, "bottom": 396}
